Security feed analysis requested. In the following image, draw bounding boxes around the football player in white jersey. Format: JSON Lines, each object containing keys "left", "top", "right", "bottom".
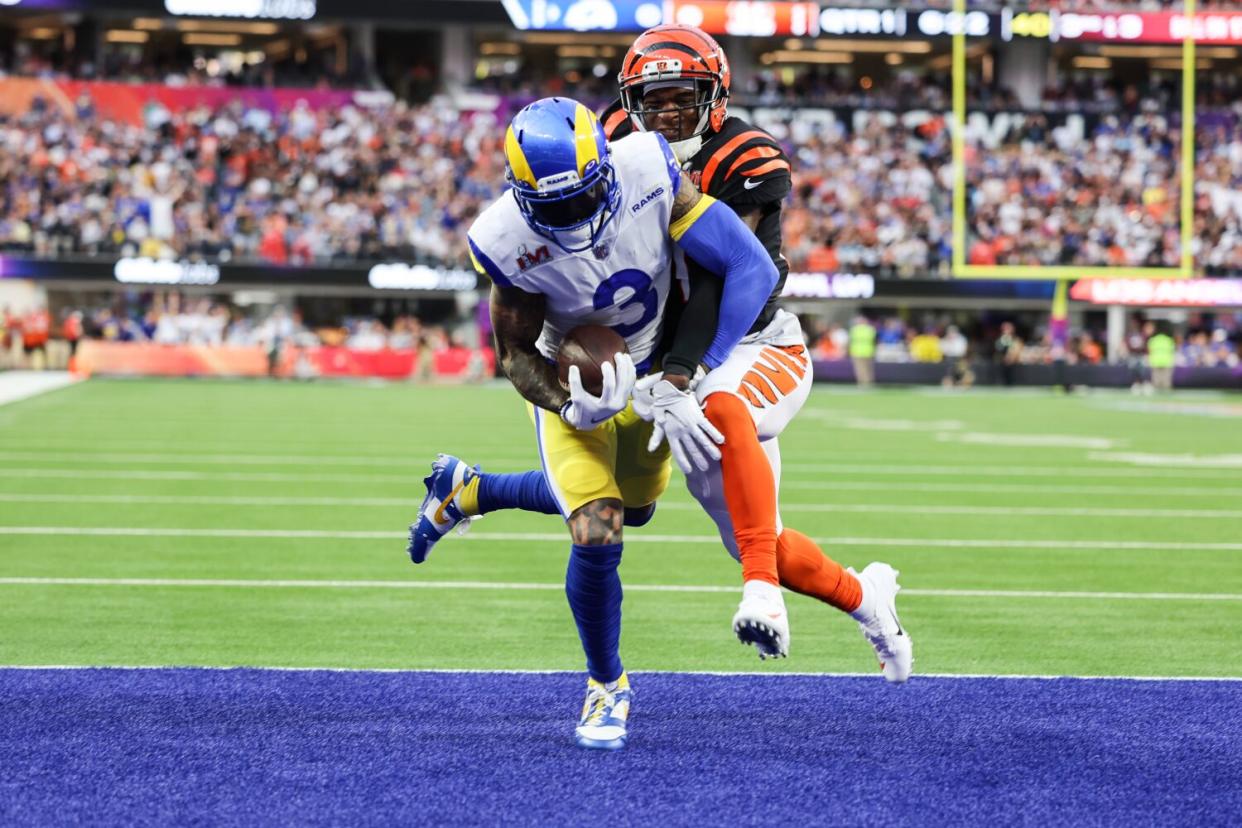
{"left": 411, "top": 29, "right": 911, "bottom": 688}
{"left": 415, "top": 97, "right": 779, "bottom": 750}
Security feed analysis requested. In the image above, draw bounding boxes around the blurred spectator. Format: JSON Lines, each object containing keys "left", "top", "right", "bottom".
{"left": 994, "top": 321, "right": 1022, "bottom": 386}
{"left": 909, "top": 328, "right": 943, "bottom": 363}
{"left": 1147, "top": 324, "right": 1176, "bottom": 391}
{"left": 939, "top": 324, "right": 968, "bottom": 387}
{"left": 21, "top": 304, "right": 50, "bottom": 369}
{"left": 848, "top": 315, "right": 877, "bottom": 387}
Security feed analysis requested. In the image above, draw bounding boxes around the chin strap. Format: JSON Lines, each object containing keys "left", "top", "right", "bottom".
{"left": 667, "top": 135, "right": 703, "bottom": 164}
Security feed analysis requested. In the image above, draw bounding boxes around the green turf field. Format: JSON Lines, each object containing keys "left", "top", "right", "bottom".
{"left": 1, "top": 378, "right": 1240, "bottom": 677}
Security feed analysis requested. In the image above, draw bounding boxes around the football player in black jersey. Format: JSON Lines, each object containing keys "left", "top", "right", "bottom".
{"left": 611, "top": 24, "right": 911, "bottom": 676}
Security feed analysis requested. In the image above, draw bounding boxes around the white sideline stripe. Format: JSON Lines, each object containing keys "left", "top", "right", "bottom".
{"left": 1, "top": 576, "right": 1239, "bottom": 602}
{"left": 2, "top": 526, "right": 1240, "bottom": 551}
{"left": 1, "top": 664, "right": 1239, "bottom": 683}
{"left": 0, "top": 371, "right": 82, "bottom": 407}
{"left": 5, "top": 493, "right": 1241, "bottom": 520}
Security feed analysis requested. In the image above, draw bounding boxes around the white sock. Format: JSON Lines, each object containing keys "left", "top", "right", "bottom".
{"left": 849, "top": 569, "right": 876, "bottom": 622}
{"left": 742, "top": 579, "right": 784, "bottom": 608}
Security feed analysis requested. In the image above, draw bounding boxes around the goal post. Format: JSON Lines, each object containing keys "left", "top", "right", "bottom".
{"left": 951, "top": 0, "right": 1196, "bottom": 281}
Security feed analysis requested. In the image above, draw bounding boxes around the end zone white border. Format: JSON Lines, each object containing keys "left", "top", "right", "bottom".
{"left": 0, "top": 664, "right": 1237, "bottom": 682}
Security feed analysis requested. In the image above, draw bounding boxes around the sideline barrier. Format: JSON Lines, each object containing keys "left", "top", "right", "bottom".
{"left": 74, "top": 342, "right": 494, "bottom": 380}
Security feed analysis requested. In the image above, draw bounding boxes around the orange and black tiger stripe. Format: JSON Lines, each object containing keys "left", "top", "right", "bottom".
{"left": 735, "top": 345, "right": 809, "bottom": 408}
{"left": 700, "top": 131, "right": 790, "bottom": 194}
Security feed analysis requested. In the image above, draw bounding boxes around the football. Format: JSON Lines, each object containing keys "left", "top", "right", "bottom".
{"left": 557, "top": 325, "right": 628, "bottom": 396}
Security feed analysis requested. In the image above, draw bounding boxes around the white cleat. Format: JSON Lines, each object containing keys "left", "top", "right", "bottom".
{"left": 731, "top": 580, "right": 790, "bottom": 660}
{"left": 852, "top": 562, "right": 913, "bottom": 683}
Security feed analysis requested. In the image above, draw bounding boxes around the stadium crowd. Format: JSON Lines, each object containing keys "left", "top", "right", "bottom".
{"left": 5, "top": 85, "right": 1242, "bottom": 277}
{"left": 2, "top": 27, "right": 1242, "bottom": 279}
{"left": 0, "top": 96, "right": 501, "bottom": 270}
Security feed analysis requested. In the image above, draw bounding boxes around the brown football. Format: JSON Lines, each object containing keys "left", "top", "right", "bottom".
{"left": 557, "top": 325, "right": 628, "bottom": 396}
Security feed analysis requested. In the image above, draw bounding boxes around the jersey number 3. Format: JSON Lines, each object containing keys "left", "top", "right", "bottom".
{"left": 593, "top": 269, "right": 658, "bottom": 338}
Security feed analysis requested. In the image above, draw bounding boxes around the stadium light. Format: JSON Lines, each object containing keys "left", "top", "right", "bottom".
{"left": 105, "top": 30, "right": 150, "bottom": 43}
{"left": 761, "top": 50, "right": 852, "bottom": 64}
{"left": 183, "top": 33, "right": 244, "bottom": 46}
{"left": 175, "top": 21, "right": 281, "bottom": 35}
{"left": 812, "top": 38, "right": 931, "bottom": 53}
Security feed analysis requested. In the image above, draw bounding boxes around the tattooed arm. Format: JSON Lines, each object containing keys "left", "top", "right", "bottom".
{"left": 489, "top": 283, "right": 569, "bottom": 413}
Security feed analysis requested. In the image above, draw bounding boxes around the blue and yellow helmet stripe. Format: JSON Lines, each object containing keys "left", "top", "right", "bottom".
{"left": 504, "top": 124, "right": 538, "bottom": 189}
{"left": 571, "top": 103, "right": 603, "bottom": 178}
{"left": 504, "top": 97, "right": 610, "bottom": 193}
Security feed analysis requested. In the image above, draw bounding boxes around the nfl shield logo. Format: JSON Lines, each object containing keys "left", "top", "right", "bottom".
{"left": 592, "top": 242, "right": 610, "bottom": 260}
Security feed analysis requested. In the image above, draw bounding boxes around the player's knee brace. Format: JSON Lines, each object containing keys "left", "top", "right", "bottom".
{"left": 623, "top": 503, "right": 656, "bottom": 527}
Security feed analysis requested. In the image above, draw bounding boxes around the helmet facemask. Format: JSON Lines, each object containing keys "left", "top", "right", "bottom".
{"left": 510, "top": 161, "right": 620, "bottom": 254}
{"left": 620, "top": 77, "right": 723, "bottom": 162}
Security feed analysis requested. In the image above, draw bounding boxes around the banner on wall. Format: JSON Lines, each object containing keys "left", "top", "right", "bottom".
{"left": 1070, "top": 278, "right": 1242, "bottom": 307}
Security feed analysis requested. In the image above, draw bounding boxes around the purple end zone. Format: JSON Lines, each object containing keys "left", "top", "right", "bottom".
{"left": 1, "top": 669, "right": 1239, "bottom": 825}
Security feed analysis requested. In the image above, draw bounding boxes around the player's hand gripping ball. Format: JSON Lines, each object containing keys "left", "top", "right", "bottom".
{"left": 557, "top": 325, "right": 629, "bottom": 396}
{"left": 557, "top": 326, "right": 635, "bottom": 431}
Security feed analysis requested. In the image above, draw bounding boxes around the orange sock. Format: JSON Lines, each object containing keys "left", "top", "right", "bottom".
{"left": 776, "top": 528, "right": 862, "bottom": 613}
{"left": 703, "top": 393, "right": 779, "bottom": 587}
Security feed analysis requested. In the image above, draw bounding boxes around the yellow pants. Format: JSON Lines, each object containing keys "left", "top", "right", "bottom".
{"left": 528, "top": 401, "right": 671, "bottom": 518}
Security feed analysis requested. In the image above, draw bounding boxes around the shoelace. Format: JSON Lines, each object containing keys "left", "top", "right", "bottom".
{"left": 582, "top": 689, "right": 614, "bottom": 726}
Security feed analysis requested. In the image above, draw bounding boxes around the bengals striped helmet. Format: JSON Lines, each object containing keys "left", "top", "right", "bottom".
{"left": 617, "top": 24, "right": 730, "bottom": 155}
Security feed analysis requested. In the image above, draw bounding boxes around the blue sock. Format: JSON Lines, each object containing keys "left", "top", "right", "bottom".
{"left": 476, "top": 470, "right": 560, "bottom": 516}
{"left": 565, "top": 543, "right": 624, "bottom": 683}
{"left": 624, "top": 504, "right": 656, "bottom": 527}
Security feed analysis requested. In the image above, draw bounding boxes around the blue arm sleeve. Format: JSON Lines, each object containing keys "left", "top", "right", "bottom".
{"left": 673, "top": 199, "right": 778, "bottom": 369}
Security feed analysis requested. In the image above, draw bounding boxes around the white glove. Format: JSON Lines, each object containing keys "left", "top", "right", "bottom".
{"left": 644, "top": 379, "right": 725, "bottom": 474}
{"left": 559, "top": 353, "right": 636, "bottom": 431}
{"left": 631, "top": 372, "right": 662, "bottom": 422}
{"left": 633, "top": 366, "right": 706, "bottom": 422}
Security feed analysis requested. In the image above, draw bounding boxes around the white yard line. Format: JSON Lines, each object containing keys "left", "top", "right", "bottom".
{"left": 780, "top": 462, "right": 1238, "bottom": 479}
{"left": 0, "top": 664, "right": 1238, "bottom": 682}
{"left": 0, "top": 576, "right": 1238, "bottom": 602}
{"left": 781, "top": 480, "right": 1242, "bottom": 498}
{"left": 1, "top": 525, "right": 1240, "bottom": 551}
{"left": 0, "top": 371, "right": 82, "bottom": 407}
{"left": 3, "top": 477, "right": 1236, "bottom": 499}
{"left": 1, "top": 456, "right": 1237, "bottom": 480}
{"left": 0, "top": 493, "right": 416, "bottom": 507}
{"left": 4, "top": 492, "right": 1240, "bottom": 520}
{"left": 0, "top": 450, "right": 410, "bottom": 467}
{"left": 2, "top": 468, "right": 416, "bottom": 483}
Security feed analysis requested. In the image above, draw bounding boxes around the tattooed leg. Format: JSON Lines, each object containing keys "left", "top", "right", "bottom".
{"left": 565, "top": 497, "right": 626, "bottom": 682}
